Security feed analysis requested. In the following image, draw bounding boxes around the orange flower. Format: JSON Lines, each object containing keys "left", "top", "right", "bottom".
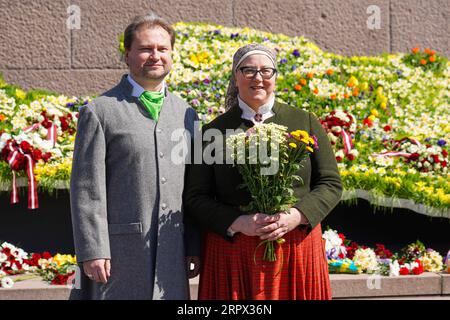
{"left": 307, "top": 72, "right": 314, "bottom": 79}
{"left": 429, "top": 55, "right": 436, "bottom": 63}
{"left": 424, "top": 48, "right": 431, "bottom": 55}
{"left": 352, "top": 88, "right": 359, "bottom": 97}
{"left": 294, "top": 84, "right": 302, "bottom": 91}
{"left": 313, "top": 88, "right": 319, "bottom": 95}
{"left": 0, "top": 114, "right": 5, "bottom": 122}
{"left": 300, "top": 78, "right": 307, "bottom": 86}
{"left": 420, "top": 59, "right": 427, "bottom": 65}
{"left": 411, "top": 47, "right": 420, "bottom": 54}
{"left": 330, "top": 94, "right": 337, "bottom": 100}
{"left": 326, "top": 69, "right": 333, "bottom": 75}
{"left": 430, "top": 49, "right": 436, "bottom": 55}
{"left": 343, "top": 93, "right": 349, "bottom": 99}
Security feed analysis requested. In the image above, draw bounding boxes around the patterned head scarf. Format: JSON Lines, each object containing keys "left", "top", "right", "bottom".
{"left": 225, "top": 43, "right": 277, "bottom": 110}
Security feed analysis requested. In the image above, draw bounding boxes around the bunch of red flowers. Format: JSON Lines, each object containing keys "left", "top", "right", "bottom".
{"left": 1, "top": 139, "right": 52, "bottom": 170}
{"left": 399, "top": 259, "right": 424, "bottom": 275}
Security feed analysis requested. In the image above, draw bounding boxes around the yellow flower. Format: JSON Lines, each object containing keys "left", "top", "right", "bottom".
{"left": 306, "top": 146, "right": 314, "bottom": 152}
{"left": 371, "top": 109, "right": 379, "bottom": 117}
{"left": 347, "top": 76, "right": 359, "bottom": 87}
{"left": 52, "top": 254, "right": 77, "bottom": 267}
{"left": 360, "top": 82, "right": 369, "bottom": 91}
{"left": 15, "top": 88, "right": 26, "bottom": 100}
{"left": 291, "top": 130, "right": 310, "bottom": 142}
{"left": 289, "top": 142, "right": 297, "bottom": 148}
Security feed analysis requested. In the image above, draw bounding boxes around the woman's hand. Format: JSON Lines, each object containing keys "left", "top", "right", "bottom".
{"left": 257, "top": 208, "right": 305, "bottom": 241}
{"left": 230, "top": 213, "right": 279, "bottom": 237}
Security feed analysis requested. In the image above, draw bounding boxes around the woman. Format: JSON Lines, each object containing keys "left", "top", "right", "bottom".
{"left": 184, "top": 44, "right": 342, "bottom": 300}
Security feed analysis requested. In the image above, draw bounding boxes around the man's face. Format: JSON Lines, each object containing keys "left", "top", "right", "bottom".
{"left": 125, "top": 25, "right": 173, "bottom": 83}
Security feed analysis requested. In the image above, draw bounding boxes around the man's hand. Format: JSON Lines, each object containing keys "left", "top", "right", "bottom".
{"left": 186, "top": 256, "right": 200, "bottom": 279}
{"left": 83, "top": 259, "right": 111, "bottom": 284}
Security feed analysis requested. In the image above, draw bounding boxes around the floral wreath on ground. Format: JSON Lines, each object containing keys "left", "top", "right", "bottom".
{"left": 0, "top": 241, "right": 77, "bottom": 288}
{"left": 322, "top": 228, "right": 450, "bottom": 276}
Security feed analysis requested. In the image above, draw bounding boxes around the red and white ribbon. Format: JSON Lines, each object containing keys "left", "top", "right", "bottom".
{"left": 341, "top": 130, "right": 353, "bottom": 155}
{"left": 47, "top": 123, "right": 57, "bottom": 147}
{"left": 372, "top": 151, "right": 411, "bottom": 158}
{"left": 23, "top": 122, "right": 58, "bottom": 147}
{"left": 23, "top": 123, "right": 41, "bottom": 133}
{"left": 6, "top": 141, "right": 39, "bottom": 210}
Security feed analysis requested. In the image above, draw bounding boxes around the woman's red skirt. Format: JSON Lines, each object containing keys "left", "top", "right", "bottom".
{"left": 198, "top": 224, "right": 331, "bottom": 300}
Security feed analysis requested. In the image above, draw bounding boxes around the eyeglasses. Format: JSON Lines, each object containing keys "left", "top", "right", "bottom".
{"left": 239, "top": 67, "right": 277, "bottom": 80}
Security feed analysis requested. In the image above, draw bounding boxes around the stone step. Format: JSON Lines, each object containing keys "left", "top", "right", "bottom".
{"left": 1, "top": 273, "right": 449, "bottom": 300}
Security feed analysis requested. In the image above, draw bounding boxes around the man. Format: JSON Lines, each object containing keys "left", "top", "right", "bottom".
{"left": 70, "top": 14, "right": 200, "bottom": 300}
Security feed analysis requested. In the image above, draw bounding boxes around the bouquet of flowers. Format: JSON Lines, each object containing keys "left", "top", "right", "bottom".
{"left": 226, "top": 123, "right": 316, "bottom": 262}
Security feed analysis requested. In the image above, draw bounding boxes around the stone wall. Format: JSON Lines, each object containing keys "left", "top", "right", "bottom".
{"left": 0, "top": 0, "right": 448, "bottom": 96}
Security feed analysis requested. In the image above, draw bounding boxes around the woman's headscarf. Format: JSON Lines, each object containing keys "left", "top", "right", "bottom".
{"left": 225, "top": 43, "right": 278, "bottom": 110}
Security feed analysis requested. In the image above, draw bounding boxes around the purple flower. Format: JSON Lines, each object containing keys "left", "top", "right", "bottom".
{"left": 230, "top": 33, "right": 239, "bottom": 39}
{"left": 292, "top": 49, "right": 300, "bottom": 57}
{"left": 291, "top": 65, "right": 297, "bottom": 71}
{"left": 207, "top": 107, "right": 213, "bottom": 114}
{"left": 66, "top": 102, "right": 75, "bottom": 108}
{"left": 191, "top": 99, "right": 200, "bottom": 106}
{"left": 437, "top": 139, "right": 446, "bottom": 147}
{"left": 213, "top": 30, "right": 221, "bottom": 35}
{"left": 313, "top": 135, "right": 319, "bottom": 149}
{"left": 203, "top": 78, "right": 211, "bottom": 85}
{"left": 279, "top": 58, "right": 288, "bottom": 64}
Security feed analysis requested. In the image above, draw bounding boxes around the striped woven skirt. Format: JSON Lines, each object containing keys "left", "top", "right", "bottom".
{"left": 198, "top": 224, "right": 331, "bottom": 300}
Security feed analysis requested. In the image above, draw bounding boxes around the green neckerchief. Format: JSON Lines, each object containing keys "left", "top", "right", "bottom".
{"left": 139, "top": 90, "right": 165, "bottom": 121}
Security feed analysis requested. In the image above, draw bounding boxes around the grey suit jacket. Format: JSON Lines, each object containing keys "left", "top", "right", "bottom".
{"left": 70, "top": 75, "right": 199, "bottom": 300}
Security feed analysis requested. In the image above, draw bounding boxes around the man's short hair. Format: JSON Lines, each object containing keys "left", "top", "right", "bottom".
{"left": 124, "top": 13, "right": 175, "bottom": 50}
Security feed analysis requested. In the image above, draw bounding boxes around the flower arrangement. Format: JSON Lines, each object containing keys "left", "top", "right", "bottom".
{"left": 0, "top": 241, "right": 77, "bottom": 288}
{"left": 322, "top": 229, "right": 445, "bottom": 277}
{"left": 319, "top": 110, "right": 358, "bottom": 162}
{"left": 226, "top": 123, "right": 316, "bottom": 262}
{"left": 0, "top": 22, "right": 449, "bottom": 217}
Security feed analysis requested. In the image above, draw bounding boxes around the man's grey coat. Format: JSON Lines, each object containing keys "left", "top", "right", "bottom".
{"left": 70, "top": 75, "right": 199, "bottom": 300}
